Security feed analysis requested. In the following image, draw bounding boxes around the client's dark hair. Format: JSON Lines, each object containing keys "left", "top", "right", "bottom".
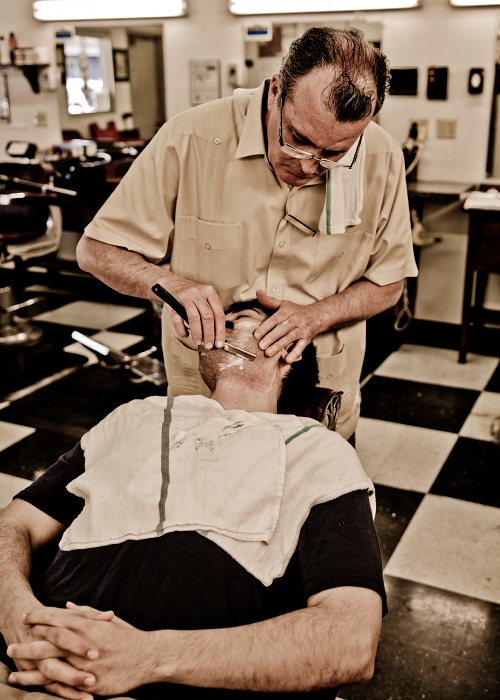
{"left": 225, "top": 299, "right": 319, "bottom": 416}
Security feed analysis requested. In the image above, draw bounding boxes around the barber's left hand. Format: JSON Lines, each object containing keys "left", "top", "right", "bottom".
{"left": 254, "top": 290, "right": 322, "bottom": 363}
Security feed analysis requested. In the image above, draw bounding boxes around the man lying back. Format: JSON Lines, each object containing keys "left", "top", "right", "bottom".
{"left": 0, "top": 300, "right": 386, "bottom": 700}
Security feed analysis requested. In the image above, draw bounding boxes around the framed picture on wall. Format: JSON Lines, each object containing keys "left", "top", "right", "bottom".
{"left": 113, "top": 49, "right": 129, "bottom": 82}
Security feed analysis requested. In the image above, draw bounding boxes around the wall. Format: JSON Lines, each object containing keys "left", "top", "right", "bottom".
{"left": 0, "top": 0, "right": 498, "bottom": 183}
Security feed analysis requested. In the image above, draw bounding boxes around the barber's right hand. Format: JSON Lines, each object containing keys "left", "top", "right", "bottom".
{"left": 159, "top": 274, "right": 226, "bottom": 350}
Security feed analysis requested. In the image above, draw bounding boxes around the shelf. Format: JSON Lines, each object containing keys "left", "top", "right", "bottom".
{"left": 0, "top": 63, "right": 50, "bottom": 93}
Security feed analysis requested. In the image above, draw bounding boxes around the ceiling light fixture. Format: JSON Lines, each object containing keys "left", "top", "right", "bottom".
{"left": 33, "top": 0, "right": 187, "bottom": 21}
{"left": 229, "top": 0, "right": 420, "bottom": 14}
{"left": 450, "top": 0, "right": 499, "bottom": 5}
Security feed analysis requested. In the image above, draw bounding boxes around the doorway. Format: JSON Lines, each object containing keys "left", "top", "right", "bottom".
{"left": 127, "top": 31, "right": 165, "bottom": 140}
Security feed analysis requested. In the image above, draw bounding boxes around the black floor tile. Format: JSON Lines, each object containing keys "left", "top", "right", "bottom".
{"left": 405, "top": 319, "right": 462, "bottom": 351}
{"left": 430, "top": 436, "right": 500, "bottom": 508}
{"left": 0, "top": 326, "right": 87, "bottom": 400}
{"left": 373, "top": 485, "right": 424, "bottom": 567}
{"left": 0, "top": 364, "right": 164, "bottom": 438}
{"left": 340, "top": 576, "right": 500, "bottom": 700}
{"left": 361, "top": 375, "right": 480, "bottom": 433}
{"left": 0, "top": 429, "right": 80, "bottom": 481}
{"left": 362, "top": 314, "right": 407, "bottom": 380}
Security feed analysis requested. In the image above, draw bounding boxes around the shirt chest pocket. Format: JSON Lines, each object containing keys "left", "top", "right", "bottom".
{"left": 314, "top": 229, "right": 374, "bottom": 296}
{"left": 173, "top": 216, "right": 243, "bottom": 291}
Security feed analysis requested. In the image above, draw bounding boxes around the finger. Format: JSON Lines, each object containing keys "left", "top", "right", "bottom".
{"left": 255, "top": 289, "right": 280, "bottom": 311}
{"left": 15, "top": 624, "right": 100, "bottom": 660}
{"left": 45, "top": 682, "right": 95, "bottom": 700}
{"left": 168, "top": 309, "right": 190, "bottom": 339}
{"left": 44, "top": 681, "right": 95, "bottom": 700}
{"left": 259, "top": 319, "right": 297, "bottom": 353}
{"left": 38, "top": 657, "right": 96, "bottom": 689}
{"left": 190, "top": 299, "right": 218, "bottom": 349}
{"left": 210, "top": 299, "right": 227, "bottom": 350}
{"left": 8, "top": 640, "right": 63, "bottom": 660}
{"left": 192, "top": 289, "right": 225, "bottom": 350}
{"left": 66, "top": 602, "right": 114, "bottom": 621}
{"left": 9, "top": 664, "right": 95, "bottom": 697}
{"left": 284, "top": 339, "right": 306, "bottom": 363}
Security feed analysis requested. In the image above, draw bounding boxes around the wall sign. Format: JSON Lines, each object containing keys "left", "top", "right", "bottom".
{"left": 190, "top": 59, "right": 220, "bottom": 106}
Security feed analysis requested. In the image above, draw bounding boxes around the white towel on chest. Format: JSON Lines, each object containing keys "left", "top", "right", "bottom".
{"left": 59, "top": 396, "right": 374, "bottom": 586}
{"left": 60, "top": 396, "right": 287, "bottom": 548}
{"left": 318, "top": 136, "right": 366, "bottom": 235}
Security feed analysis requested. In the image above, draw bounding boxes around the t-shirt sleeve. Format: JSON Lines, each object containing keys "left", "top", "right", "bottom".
{"left": 298, "top": 489, "right": 388, "bottom": 615}
{"left": 14, "top": 442, "right": 86, "bottom": 527}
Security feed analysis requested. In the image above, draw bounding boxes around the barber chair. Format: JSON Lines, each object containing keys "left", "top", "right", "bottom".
{"left": 302, "top": 387, "right": 343, "bottom": 432}
{"left": 0, "top": 158, "right": 65, "bottom": 346}
{"left": 70, "top": 331, "right": 342, "bottom": 429}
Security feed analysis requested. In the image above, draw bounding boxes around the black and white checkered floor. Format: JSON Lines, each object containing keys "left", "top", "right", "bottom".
{"left": 0, "top": 287, "right": 499, "bottom": 700}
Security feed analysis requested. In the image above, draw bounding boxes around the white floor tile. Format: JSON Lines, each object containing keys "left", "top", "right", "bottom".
{"left": 356, "top": 418, "right": 457, "bottom": 493}
{"left": 385, "top": 494, "right": 500, "bottom": 604}
{"left": 414, "top": 232, "right": 467, "bottom": 325}
{"left": 0, "top": 472, "right": 32, "bottom": 509}
{"left": 375, "top": 344, "right": 498, "bottom": 391}
{"left": 460, "top": 391, "right": 500, "bottom": 441}
{"left": 34, "top": 301, "right": 145, "bottom": 330}
{"left": 93, "top": 330, "right": 146, "bottom": 351}
{"left": 0, "top": 421, "right": 35, "bottom": 451}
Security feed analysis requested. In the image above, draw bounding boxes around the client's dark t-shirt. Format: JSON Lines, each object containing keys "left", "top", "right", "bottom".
{"left": 6, "top": 442, "right": 386, "bottom": 699}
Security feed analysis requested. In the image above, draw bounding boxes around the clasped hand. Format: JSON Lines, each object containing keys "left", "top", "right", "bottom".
{"left": 7, "top": 602, "right": 146, "bottom": 699}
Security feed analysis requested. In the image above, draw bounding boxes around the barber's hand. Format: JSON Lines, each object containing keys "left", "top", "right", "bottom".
{"left": 159, "top": 274, "right": 226, "bottom": 350}
{"left": 254, "top": 290, "right": 322, "bottom": 363}
{"left": 8, "top": 603, "right": 149, "bottom": 698}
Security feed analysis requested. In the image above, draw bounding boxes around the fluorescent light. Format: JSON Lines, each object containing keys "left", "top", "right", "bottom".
{"left": 33, "top": 0, "right": 187, "bottom": 21}
{"left": 450, "top": 0, "right": 500, "bottom": 5}
{"left": 229, "top": 0, "right": 420, "bottom": 13}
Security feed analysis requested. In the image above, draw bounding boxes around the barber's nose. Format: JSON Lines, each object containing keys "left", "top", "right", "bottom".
{"left": 300, "top": 157, "right": 321, "bottom": 175}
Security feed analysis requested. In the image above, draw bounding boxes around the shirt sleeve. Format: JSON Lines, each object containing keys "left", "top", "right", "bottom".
{"left": 14, "top": 442, "right": 86, "bottom": 527}
{"left": 298, "top": 489, "right": 388, "bottom": 615}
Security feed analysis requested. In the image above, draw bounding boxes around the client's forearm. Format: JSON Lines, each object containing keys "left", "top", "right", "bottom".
{"left": 148, "top": 591, "right": 380, "bottom": 692}
{"left": 0, "top": 514, "right": 43, "bottom": 641}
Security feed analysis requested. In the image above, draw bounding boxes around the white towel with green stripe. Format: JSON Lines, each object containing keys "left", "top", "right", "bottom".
{"left": 318, "top": 136, "right": 366, "bottom": 235}
{"left": 60, "top": 395, "right": 374, "bottom": 585}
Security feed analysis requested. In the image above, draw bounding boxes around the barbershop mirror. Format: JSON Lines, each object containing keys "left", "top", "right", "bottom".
{"left": 58, "top": 25, "right": 164, "bottom": 142}
{"left": 244, "top": 20, "right": 382, "bottom": 89}
{"left": 63, "top": 35, "right": 114, "bottom": 115}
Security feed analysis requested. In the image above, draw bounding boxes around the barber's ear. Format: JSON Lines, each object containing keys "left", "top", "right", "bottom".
{"left": 269, "top": 74, "right": 280, "bottom": 96}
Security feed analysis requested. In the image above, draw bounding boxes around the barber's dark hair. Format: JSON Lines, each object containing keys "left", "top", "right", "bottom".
{"left": 279, "top": 26, "right": 390, "bottom": 120}
{"left": 224, "top": 299, "right": 319, "bottom": 415}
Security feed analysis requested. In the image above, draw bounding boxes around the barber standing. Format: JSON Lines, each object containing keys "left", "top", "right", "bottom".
{"left": 76, "top": 27, "right": 417, "bottom": 441}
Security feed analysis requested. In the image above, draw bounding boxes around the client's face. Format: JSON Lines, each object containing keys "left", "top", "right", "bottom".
{"left": 199, "top": 305, "right": 268, "bottom": 391}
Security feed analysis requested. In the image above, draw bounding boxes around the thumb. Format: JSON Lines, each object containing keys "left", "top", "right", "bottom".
{"left": 256, "top": 289, "right": 280, "bottom": 310}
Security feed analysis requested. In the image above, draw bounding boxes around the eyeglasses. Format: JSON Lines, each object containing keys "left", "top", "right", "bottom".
{"left": 278, "top": 96, "right": 363, "bottom": 171}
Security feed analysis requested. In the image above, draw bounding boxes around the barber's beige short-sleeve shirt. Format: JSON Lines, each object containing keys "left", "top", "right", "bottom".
{"left": 85, "top": 82, "right": 417, "bottom": 438}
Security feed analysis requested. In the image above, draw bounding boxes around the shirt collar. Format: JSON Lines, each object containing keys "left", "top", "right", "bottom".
{"left": 234, "top": 80, "right": 268, "bottom": 160}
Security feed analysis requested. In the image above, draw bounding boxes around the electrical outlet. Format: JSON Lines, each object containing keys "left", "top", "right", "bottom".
{"left": 410, "top": 119, "right": 429, "bottom": 142}
{"left": 33, "top": 110, "right": 48, "bottom": 127}
{"left": 437, "top": 119, "right": 457, "bottom": 139}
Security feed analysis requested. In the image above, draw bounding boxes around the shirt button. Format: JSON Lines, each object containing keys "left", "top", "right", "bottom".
{"left": 205, "top": 243, "right": 211, "bottom": 251}
{"left": 214, "top": 137, "right": 221, "bottom": 145}
{"left": 272, "top": 286, "right": 278, "bottom": 293}
{"left": 279, "top": 240, "right": 286, "bottom": 248}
